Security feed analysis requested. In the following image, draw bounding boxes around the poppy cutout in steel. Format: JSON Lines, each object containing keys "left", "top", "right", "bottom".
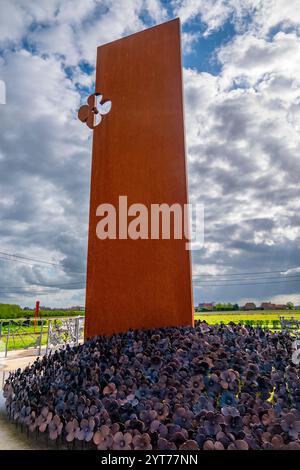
{"left": 78, "top": 93, "right": 112, "bottom": 129}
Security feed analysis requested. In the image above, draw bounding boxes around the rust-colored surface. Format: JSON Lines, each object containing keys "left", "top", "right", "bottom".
{"left": 85, "top": 19, "right": 194, "bottom": 338}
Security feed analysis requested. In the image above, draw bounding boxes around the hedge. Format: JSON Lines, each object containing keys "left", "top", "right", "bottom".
{"left": 0, "top": 304, "right": 84, "bottom": 319}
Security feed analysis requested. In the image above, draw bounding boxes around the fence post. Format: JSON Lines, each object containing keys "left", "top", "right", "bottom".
{"left": 34, "top": 300, "right": 40, "bottom": 333}
{"left": 5, "top": 320, "right": 11, "bottom": 358}
{"left": 46, "top": 320, "right": 51, "bottom": 355}
{"left": 75, "top": 317, "right": 80, "bottom": 346}
{"left": 38, "top": 319, "right": 44, "bottom": 356}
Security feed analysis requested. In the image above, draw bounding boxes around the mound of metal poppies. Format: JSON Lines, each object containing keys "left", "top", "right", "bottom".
{"left": 3, "top": 321, "right": 300, "bottom": 450}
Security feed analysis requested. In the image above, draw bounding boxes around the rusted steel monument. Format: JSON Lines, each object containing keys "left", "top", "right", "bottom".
{"left": 79, "top": 19, "right": 194, "bottom": 338}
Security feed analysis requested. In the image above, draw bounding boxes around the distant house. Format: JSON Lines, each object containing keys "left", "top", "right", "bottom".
{"left": 242, "top": 302, "right": 256, "bottom": 310}
{"left": 198, "top": 302, "right": 214, "bottom": 311}
{"left": 260, "top": 302, "right": 287, "bottom": 310}
{"left": 261, "top": 302, "right": 274, "bottom": 310}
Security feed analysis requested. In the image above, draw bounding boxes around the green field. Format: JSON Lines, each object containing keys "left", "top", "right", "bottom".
{"left": 0, "top": 318, "right": 82, "bottom": 351}
{"left": 0, "top": 323, "right": 48, "bottom": 351}
{"left": 1, "top": 332, "right": 48, "bottom": 351}
{"left": 194, "top": 310, "right": 300, "bottom": 327}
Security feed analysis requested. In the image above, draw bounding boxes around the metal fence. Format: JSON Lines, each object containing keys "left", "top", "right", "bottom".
{"left": 0, "top": 316, "right": 85, "bottom": 358}
{"left": 279, "top": 316, "right": 300, "bottom": 337}
{"left": 1, "top": 315, "right": 299, "bottom": 359}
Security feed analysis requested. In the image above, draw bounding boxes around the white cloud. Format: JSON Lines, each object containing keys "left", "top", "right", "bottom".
{"left": 0, "top": 1, "right": 167, "bottom": 66}
{"left": 143, "top": 0, "right": 168, "bottom": 22}
{"left": 172, "top": 0, "right": 260, "bottom": 35}
{"left": 251, "top": 0, "right": 300, "bottom": 37}
{"left": 0, "top": 0, "right": 60, "bottom": 45}
{"left": 218, "top": 32, "right": 300, "bottom": 86}
{"left": 0, "top": 48, "right": 88, "bottom": 307}
{"left": 173, "top": 0, "right": 300, "bottom": 39}
{"left": 28, "top": 23, "right": 79, "bottom": 65}
{"left": 183, "top": 13, "right": 300, "bottom": 303}
{"left": 181, "top": 31, "right": 201, "bottom": 53}
{"left": 0, "top": 0, "right": 169, "bottom": 307}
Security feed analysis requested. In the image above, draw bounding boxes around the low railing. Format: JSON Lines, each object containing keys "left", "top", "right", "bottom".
{"left": 279, "top": 316, "right": 300, "bottom": 336}
{"left": 0, "top": 316, "right": 84, "bottom": 358}
{"left": 1, "top": 315, "right": 299, "bottom": 359}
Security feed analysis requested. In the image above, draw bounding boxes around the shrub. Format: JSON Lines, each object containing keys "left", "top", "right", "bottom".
{"left": 0, "top": 304, "right": 23, "bottom": 319}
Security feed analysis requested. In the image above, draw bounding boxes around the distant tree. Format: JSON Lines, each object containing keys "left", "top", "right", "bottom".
{"left": 287, "top": 302, "right": 294, "bottom": 310}
{"left": 0, "top": 303, "right": 22, "bottom": 318}
{"left": 215, "top": 303, "right": 237, "bottom": 311}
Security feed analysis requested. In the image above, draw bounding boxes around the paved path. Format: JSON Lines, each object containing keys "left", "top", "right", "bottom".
{"left": 0, "top": 408, "right": 44, "bottom": 450}
{"left": 0, "top": 345, "right": 82, "bottom": 449}
{"left": 0, "top": 353, "right": 48, "bottom": 450}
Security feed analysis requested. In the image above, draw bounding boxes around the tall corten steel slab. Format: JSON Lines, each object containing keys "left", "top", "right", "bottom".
{"left": 85, "top": 18, "right": 194, "bottom": 338}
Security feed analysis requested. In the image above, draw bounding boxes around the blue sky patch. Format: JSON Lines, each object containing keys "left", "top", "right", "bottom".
{"left": 182, "top": 20, "right": 236, "bottom": 75}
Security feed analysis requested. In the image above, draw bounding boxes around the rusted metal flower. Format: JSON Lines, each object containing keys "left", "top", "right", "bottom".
{"left": 112, "top": 431, "right": 132, "bottom": 450}
{"left": 48, "top": 415, "right": 63, "bottom": 440}
{"left": 65, "top": 418, "right": 79, "bottom": 442}
{"left": 132, "top": 433, "right": 152, "bottom": 450}
{"left": 4, "top": 321, "right": 300, "bottom": 450}
{"left": 36, "top": 406, "right": 53, "bottom": 433}
{"left": 93, "top": 424, "right": 113, "bottom": 450}
{"left": 78, "top": 93, "right": 111, "bottom": 129}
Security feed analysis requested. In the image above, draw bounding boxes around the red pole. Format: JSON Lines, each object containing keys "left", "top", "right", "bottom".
{"left": 34, "top": 300, "right": 40, "bottom": 333}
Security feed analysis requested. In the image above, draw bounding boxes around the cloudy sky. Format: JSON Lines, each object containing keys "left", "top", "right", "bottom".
{"left": 0, "top": 0, "right": 300, "bottom": 308}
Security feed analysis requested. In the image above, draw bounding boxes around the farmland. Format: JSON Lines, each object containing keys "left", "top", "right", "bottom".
{"left": 1, "top": 309, "right": 300, "bottom": 353}
{"left": 194, "top": 309, "right": 300, "bottom": 328}
{"left": 0, "top": 317, "right": 83, "bottom": 352}
{"left": 0, "top": 323, "right": 48, "bottom": 351}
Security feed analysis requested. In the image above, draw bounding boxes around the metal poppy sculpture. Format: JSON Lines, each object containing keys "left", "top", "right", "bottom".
{"left": 4, "top": 321, "right": 300, "bottom": 450}
{"left": 78, "top": 93, "right": 112, "bottom": 129}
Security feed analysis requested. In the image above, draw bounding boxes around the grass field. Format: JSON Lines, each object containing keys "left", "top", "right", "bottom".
{"left": 2, "top": 332, "right": 48, "bottom": 351}
{"left": 194, "top": 310, "right": 300, "bottom": 326}
{"left": 0, "top": 323, "right": 49, "bottom": 351}
{"left": 0, "top": 318, "right": 81, "bottom": 351}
